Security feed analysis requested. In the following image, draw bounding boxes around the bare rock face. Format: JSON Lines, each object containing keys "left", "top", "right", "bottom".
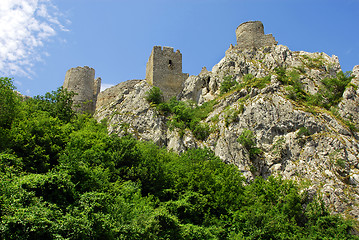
{"left": 96, "top": 80, "right": 142, "bottom": 109}
{"left": 95, "top": 80, "right": 168, "bottom": 146}
{"left": 338, "top": 65, "right": 359, "bottom": 129}
{"left": 93, "top": 22, "right": 359, "bottom": 219}
{"left": 179, "top": 44, "right": 341, "bottom": 106}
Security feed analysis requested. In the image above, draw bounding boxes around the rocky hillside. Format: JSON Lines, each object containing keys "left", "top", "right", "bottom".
{"left": 94, "top": 43, "right": 359, "bottom": 219}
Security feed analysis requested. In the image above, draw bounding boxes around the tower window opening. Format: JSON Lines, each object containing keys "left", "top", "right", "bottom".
{"left": 168, "top": 60, "right": 173, "bottom": 70}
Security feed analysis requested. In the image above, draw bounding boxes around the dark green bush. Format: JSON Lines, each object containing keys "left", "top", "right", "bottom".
{"left": 220, "top": 75, "right": 237, "bottom": 94}
{"left": 297, "top": 127, "right": 311, "bottom": 138}
{"left": 160, "top": 98, "right": 215, "bottom": 140}
{"left": 240, "top": 74, "right": 271, "bottom": 90}
{"left": 1, "top": 78, "right": 358, "bottom": 239}
{"left": 237, "top": 129, "right": 262, "bottom": 159}
{"left": 145, "top": 86, "right": 163, "bottom": 105}
{"left": 310, "top": 71, "right": 354, "bottom": 109}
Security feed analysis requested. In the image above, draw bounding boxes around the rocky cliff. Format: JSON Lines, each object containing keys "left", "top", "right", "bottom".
{"left": 94, "top": 24, "right": 359, "bottom": 220}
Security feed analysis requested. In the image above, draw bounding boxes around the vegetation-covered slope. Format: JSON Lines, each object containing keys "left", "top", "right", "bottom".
{"left": 95, "top": 45, "right": 359, "bottom": 219}
{"left": 1, "top": 77, "right": 358, "bottom": 239}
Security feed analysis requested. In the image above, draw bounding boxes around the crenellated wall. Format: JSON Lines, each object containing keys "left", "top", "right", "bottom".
{"left": 146, "top": 46, "right": 189, "bottom": 101}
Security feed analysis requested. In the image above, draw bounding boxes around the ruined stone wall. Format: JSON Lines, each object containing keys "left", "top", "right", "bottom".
{"left": 146, "top": 46, "right": 189, "bottom": 101}
{"left": 63, "top": 66, "right": 101, "bottom": 114}
{"left": 235, "top": 21, "right": 277, "bottom": 50}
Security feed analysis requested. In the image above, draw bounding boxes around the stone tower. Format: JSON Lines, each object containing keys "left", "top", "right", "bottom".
{"left": 63, "top": 66, "right": 101, "bottom": 114}
{"left": 146, "top": 46, "right": 189, "bottom": 101}
{"left": 235, "top": 21, "right": 277, "bottom": 50}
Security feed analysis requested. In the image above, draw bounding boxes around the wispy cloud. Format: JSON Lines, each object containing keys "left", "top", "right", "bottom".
{"left": 0, "top": 0, "right": 68, "bottom": 78}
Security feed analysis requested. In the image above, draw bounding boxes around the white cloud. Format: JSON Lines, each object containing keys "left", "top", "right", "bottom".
{"left": 0, "top": 0, "right": 68, "bottom": 78}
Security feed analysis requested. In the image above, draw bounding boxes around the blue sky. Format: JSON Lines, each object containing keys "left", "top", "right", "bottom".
{"left": 1, "top": 0, "right": 358, "bottom": 96}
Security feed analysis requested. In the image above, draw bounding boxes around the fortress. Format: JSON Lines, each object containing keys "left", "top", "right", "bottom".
{"left": 63, "top": 66, "right": 101, "bottom": 114}
{"left": 146, "top": 46, "right": 189, "bottom": 101}
{"left": 63, "top": 21, "right": 277, "bottom": 113}
{"left": 235, "top": 21, "right": 277, "bottom": 49}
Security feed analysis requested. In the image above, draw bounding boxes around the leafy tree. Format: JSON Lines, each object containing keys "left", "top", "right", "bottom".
{"left": 9, "top": 111, "right": 70, "bottom": 173}
{"left": 0, "top": 82, "right": 358, "bottom": 239}
{"left": 0, "top": 77, "right": 19, "bottom": 129}
{"left": 31, "top": 87, "right": 76, "bottom": 123}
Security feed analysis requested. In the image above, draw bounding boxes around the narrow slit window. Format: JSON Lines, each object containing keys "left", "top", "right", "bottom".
{"left": 168, "top": 60, "right": 173, "bottom": 70}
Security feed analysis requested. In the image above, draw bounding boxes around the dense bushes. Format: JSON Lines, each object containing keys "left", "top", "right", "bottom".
{"left": 145, "top": 86, "right": 163, "bottom": 105}
{"left": 0, "top": 78, "right": 358, "bottom": 239}
{"left": 219, "top": 74, "right": 271, "bottom": 95}
{"left": 275, "top": 67, "right": 354, "bottom": 110}
{"left": 155, "top": 96, "right": 216, "bottom": 140}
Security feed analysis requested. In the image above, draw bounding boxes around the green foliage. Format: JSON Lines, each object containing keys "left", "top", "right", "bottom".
{"left": 220, "top": 75, "right": 237, "bottom": 94}
{"left": 159, "top": 98, "right": 216, "bottom": 140}
{"left": 297, "top": 127, "right": 311, "bottom": 138}
{"left": 237, "top": 129, "right": 262, "bottom": 159}
{"left": 0, "top": 77, "right": 20, "bottom": 129}
{"left": 240, "top": 74, "right": 271, "bottom": 90}
{"left": 309, "top": 71, "right": 354, "bottom": 109}
{"left": 335, "top": 159, "right": 346, "bottom": 169}
{"left": 275, "top": 66, "right": 287, "bottom": 83}
{"left": 9, "top": 111, "right": 70, "bottom": 173}
{"left": 31, "top": 87, "right": 76, "bottom": 123}
{"left": 237, "top": 129, "right": 255, "bottom": 150}
{"left": 220, "top": 74, "right": 271, "bottom": 96}
{"left": 275, "top": 68, "right": 354, "bottom": 116}
{"left": 300, "top": 54, "right": 325, "bottom": 69}
{"left": 145, "top": 86, "right": 163, "bottom": 105}
{"left": 224, "top": 107, "right": 242, "bottom": 127}
{"left": 0, "top": 80, "right": 358, "bottom": 239}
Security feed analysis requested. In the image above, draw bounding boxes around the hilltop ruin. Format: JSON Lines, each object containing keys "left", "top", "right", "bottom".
{"left": 63, "top": 21, "right": 278, "bottom": 112}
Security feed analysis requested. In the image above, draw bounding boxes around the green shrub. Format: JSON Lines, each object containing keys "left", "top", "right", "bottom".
{"left": 240, "top": 74, "right": 271, "bottom": 90}
{"left": 275, "top": 67, "right": 287, "bottom": 83}
{"left": 300, "top": 55, "right": 325, "bottom": 69}
{"left": 297, "top": 127, "right": 311, "bottom": 138}
{"left": 192, "top": 122, "right": 211, "bottom": 141}
{"left": 237, "top": 129, "right": 255, "bottom": 150}
{"left": 32, "top": 87, "right": 76, "bottom": 123}
{"left": 160, "top": 98, "right": 215, "bottom": 140}
{"left": 319, "top": 71, "right": 353, "bottom": 108}
{"left": 335, "top": 159, "right": 346, "bottom": 169}
{"left": 237, "top": 129, "right": 262, "bottom": 160}
{"left": 220, "top": 75, "right": 237, "bottom": 94}
{"left": 145, "top": 86, "right": 163, "bottom": 105}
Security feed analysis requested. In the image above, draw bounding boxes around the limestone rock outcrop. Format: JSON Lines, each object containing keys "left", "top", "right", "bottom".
{"left": 339, "top": 65, "right": 359, "bottom": 130}
{"left": 92, "top": 21, "right": 359, "bottom": 219}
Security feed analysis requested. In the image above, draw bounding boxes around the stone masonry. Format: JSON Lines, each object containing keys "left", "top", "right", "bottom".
{"left": 146, "top": 46, "right": 189, "bottom": 101}
{"left": 235, "top": 21, "right": 277, "bottom": 50}
{"left": 63, "top": 66, "right": 101, "bottom": 114}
